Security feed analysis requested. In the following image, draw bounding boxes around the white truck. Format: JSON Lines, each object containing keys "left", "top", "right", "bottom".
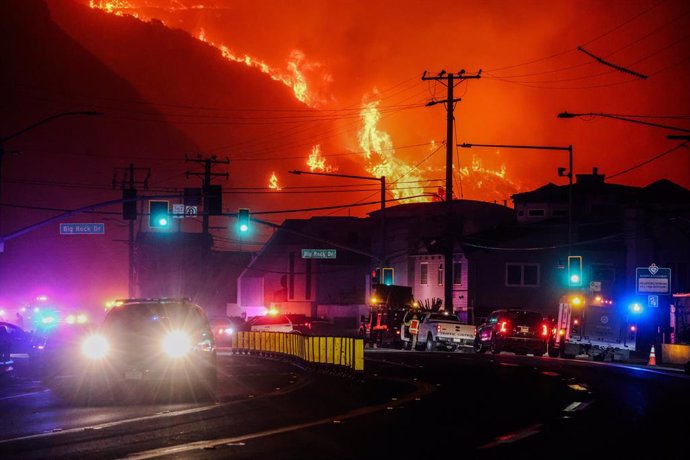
{"left": 401, "top": 310, "right": 476, "bottom": 351}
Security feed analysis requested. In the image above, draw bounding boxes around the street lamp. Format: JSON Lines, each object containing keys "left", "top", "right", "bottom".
{"left": 0, "top": 111, "right": 103, "bottom": 250}
{"left": 288, "top": 170, "right": 387, "bottom": 264}
{"left": 459, "top": 142, "right": 574, "bottom": 255}
{"left": 557, "top": 112, "right": 690, "bottom": 133}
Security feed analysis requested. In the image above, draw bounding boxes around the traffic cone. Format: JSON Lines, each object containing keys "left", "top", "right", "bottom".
{"left": 648, "top": 345, "right": 657, "bottom": 366}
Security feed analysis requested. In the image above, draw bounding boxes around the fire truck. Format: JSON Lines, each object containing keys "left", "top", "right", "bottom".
{"left": 361, "top": 284, "right": 415, "bottom": 348}
{"left": 549, "top": 292, "right": 639, "bottom": 361}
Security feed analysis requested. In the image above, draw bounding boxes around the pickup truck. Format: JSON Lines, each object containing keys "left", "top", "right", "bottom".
{"left": 401, "top": 311, "right": 476, "bottom": 351}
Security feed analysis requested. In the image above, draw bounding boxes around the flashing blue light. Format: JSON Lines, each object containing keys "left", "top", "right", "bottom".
{"left": 630, "top": 303, "right": 643, "bottom": 314}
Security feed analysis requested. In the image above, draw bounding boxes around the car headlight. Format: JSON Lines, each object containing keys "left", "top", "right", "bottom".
{"left": 162, "top": 331, "right": 191, "bottom": 358}
{"left": 82, "top": 334, "right": 109, "bottom": 360}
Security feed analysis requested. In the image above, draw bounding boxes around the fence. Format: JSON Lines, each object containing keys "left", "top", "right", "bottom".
{"left": 230, "top": 331, "right": 364, "bottom": 373}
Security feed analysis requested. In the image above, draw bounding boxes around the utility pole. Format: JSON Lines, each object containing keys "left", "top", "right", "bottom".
{"left": 185, "top": 155, "right": 229, "bottom": 235}
{"left": 422, "top": 69, "right": 481, "bottom": 315}
{"left": 113, "top": 164, "right": 150, "bottom": 298}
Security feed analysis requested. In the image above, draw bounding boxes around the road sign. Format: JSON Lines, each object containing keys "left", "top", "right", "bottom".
{"left": 636, "top": 263, "right": 671, "bottom": 295}
{"left": 648, "top": 295, "right": 659, "bottom": 308}
{"left": 301, "top": 249, "right": 336, "bottom": 259}
{"left": 59, "top": 223, "right": 105, "bottom": 235}
{"left": 172, "top": 204, "right": 198, "bottom": 218}
{"left": 172, "top": 204, "right": 185, "bottom": 219}
{"left": 589, "top": 281, "right": 601, "bottom": 292}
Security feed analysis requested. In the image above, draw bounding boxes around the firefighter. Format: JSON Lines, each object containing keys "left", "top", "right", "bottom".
{"left": 408, "top": 313, "right": 419, "bottom": 350}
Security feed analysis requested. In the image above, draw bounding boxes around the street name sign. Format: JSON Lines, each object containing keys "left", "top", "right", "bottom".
{"left": 636, "top": 263, "right": 671, "bottom": 295}
{"left": 59, "top": 223, "right": 105, "bottom": 235}
{"left": 301, "top": 249, "right": 336, "bottom": 259}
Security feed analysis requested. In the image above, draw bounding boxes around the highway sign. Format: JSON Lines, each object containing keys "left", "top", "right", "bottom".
{"left": 301, "top": 249, "right": 336, "bottom": 259}
{"left": 59, "top": 223, "right": 105, "bottom": 235}
{"left": 636, "top": 263, "right": 671, "bottom": 295}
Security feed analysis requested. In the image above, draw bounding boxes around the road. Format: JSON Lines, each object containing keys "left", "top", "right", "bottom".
{"left": 0, "top": 349, "right": 688, "bottom": 459}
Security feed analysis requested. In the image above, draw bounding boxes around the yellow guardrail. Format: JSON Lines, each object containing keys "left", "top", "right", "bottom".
{"left": 230, "top": 331, "right": 364, "bottom": 373}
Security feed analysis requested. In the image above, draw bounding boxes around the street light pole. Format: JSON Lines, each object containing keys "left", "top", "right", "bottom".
{"left": 557, "top": 112, "right": 690, "bottom": 133}
{"left": 459, "top": 143, "right": 574, "bottom": 255}
{"left": 0, "top": 111, "right": 103, "bottom": 251}
{"left": 288, "top": 170, "right": 387, "bottom": 264}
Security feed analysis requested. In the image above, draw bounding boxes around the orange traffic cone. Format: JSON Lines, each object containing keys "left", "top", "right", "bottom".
{"left": 648, "top": 345, "right": 657, "bottom": 366}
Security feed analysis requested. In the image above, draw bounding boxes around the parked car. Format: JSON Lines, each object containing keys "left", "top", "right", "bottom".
{"left": 248, "top": 314, "right": 295, "bottom": 333}
{"left": 0, "top": 321, "right": 45, "bottom": 374}
{"left": 474, "top": 309, "right": 550, "bottom": 356}
{"left": 43, "top": 298, "right": 217, "bottom": 402}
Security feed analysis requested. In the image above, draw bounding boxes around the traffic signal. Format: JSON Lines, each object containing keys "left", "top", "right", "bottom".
{"left": 567, "top": 256, "right": 583, "bottom": 286}
{"left": 371, "top": 268, "right": 381, "bottom": 285}
{"left": 382, "top": 267, "right": 394, "bottom": 286}
{"left": 149, "top": 200, "right": 170, "bottom": 228}
{"left": 237, "top": 208, "right": 250, "bottom": 233}
{"left": 122, "top": 189, "right": 137, "bottom": 220}
{"left": 206, "top": 184, "right": 222, "bottom": 216}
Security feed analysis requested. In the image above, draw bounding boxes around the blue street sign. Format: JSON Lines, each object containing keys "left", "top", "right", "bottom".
{"left": 59, "top": 223, "right": 105, "bottom": 235}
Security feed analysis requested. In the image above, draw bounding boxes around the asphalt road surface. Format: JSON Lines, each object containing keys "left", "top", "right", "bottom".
{"left": 0, "top": 349, "right": 688, "bottom": 459}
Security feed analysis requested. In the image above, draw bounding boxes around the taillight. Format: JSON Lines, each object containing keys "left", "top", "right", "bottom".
{"left": 436, "top": 324, "right": 442, "bottom": 333}
{"left": 499, "top": 321, "right": 508, "bottom": 333}
{"left": 541, "top": 324, "right": 549, "bottom": 336}
{"left": 573, "top": 319, "right": 579, "bottom": 325}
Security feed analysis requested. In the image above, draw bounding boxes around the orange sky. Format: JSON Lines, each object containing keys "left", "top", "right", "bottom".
{"left": 80, "top": 0, "right": 690, "bottom": 199}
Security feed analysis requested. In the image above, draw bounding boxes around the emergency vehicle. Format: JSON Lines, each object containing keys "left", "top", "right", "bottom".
{"left": 549, "top": 292, "right": 638, "bottom": 361}
{"left": 361, "top": 284, "right": 414, "bottom": 348}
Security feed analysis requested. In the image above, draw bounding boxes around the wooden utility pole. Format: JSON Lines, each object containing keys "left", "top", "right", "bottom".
{"left": 422, "top": 69, "right": 481, "bottom": 314}
{"left": 185, "top": 155, "right": 229, "bottom": 235}
{"left": 112, "top": 163, "right": 150, "bottom": 297}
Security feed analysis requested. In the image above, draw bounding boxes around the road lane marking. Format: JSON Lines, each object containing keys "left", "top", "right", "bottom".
{"left": 125, "top": 379, "right": 437, "bottom": 459}
{"left": 0, "top": 373, "right": 311, "bottom": 445}
{"left": 479, "top": 423, "right": 543, "bottom": 449}
{"left": 563, "top": 400, "right": 592, "bottom": 412}
{"left": 0, "top": 389, "right": 49, "bottom": 401}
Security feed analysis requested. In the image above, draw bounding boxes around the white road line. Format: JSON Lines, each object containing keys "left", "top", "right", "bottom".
{"left": 0, "top": 389, "right": 50, "bottom": 401}
{"left": 125, "top": 379, "right": 437, "bottom": 459}
{"left": 0, "top": 403, "right": 222, "bottom": 445}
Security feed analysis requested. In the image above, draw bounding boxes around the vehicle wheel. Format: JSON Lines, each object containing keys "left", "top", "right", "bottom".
{"left": 490, "top": 338, "right": 500, "bottom": 355}
{"left": 474, "top": 338, "right": 486, "bottom": 354}
{"left": 547, "top": 347, "right": 560, "bottom": 358}
{"left": 684, "top": 361, "right": 690, "bottom": 375}
{"left": 426, "top": 334, "right": 436, "bottom": 351}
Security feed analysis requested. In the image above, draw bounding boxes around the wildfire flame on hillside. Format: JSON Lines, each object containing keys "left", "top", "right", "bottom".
{"left": 306, "top": 144, "right": 336, "bottom": 172}
{"left": 269, "top": 172, "right": 282, "bottom": 191}
{"left": 358, "top": 92, "right": 428, "bottom": 203}
{"left": 89, "top": 1, "right": 518, "bottom": 206}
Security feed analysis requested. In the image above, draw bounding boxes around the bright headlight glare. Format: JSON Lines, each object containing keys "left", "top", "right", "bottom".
{"left": 162, "top": 331, "right": 191, "bottom": 358}
{"left": 82, "top": 334, "right": 109, "bottom": 360}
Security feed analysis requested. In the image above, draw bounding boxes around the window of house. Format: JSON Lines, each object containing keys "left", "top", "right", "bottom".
{"left": 420, "top": 263, "right": 428, "bottom": 285}
{"left": 527, "top": 209, "right": 545, "bottom": 217}
{"left": 505, "top": 263, "right": 540, "bottom": 287}
{"left": 453, "top": 262, "right": 462, "bottom": 285}
{"left": 437, "top": 264, "right": 444, "bottom": 285}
